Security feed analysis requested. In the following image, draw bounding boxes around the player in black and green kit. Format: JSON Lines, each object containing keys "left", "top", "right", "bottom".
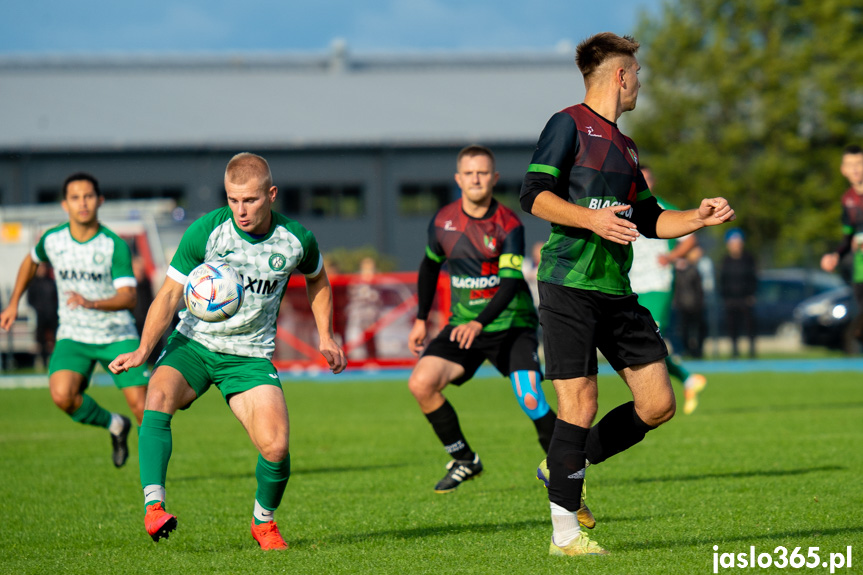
{"left": 408, "top": 145, "right": 565, "bottom": 497}
{"left": 520, "top": 33, "right": 735, "bottom": 557}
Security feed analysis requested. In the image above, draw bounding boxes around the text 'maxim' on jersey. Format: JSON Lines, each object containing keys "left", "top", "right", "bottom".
{"left": 33, "top": 223, "right": 138, "bottom": 344}
{"left": 167, "top": 206, "right": 322, "bottom": 359}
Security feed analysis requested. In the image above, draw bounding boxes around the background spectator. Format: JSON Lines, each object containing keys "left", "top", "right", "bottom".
{"left": 132, "top": 256, "right": 160, "bottom": 364}
{"left": 523, "top": 241, "right": 543, "bottom": 307}
{"left": 672, "top": 246, "right": 706, "bottom": 358}
{"left": 345, "top": 256, "right": 382, "bottom": 361}
{"left": 719, "top": 229, "right": 758, "bottom": 358}
{"left": 26, "top": 262, "right": 58, "bottom": 370}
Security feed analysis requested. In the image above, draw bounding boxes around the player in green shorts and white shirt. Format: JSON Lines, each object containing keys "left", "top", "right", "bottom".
{"left": 110, "top": 152, "right": 347, "bottom": 550}
{"left": 0, "top": 172, "right": 147, "bottom": 468}
{"left": 629, "top": 166, "right": 706, "bottom": 414}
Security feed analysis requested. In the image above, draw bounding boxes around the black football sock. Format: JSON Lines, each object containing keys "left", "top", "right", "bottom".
{"left": 547, "top": 418, "right": 589, "bottom": 512}
{"left": 533, "top": 409, "right": 557, "bottom": 454}
{"left": 585, "top": 401, "right": 655, "bottom": 465}
{"left": 424, "top": 399, "right": 474, "bottom": 461}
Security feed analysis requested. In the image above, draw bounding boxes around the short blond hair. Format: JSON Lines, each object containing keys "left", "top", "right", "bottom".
{"left": 225, "top": 152, "right": 273, "bottom": 190}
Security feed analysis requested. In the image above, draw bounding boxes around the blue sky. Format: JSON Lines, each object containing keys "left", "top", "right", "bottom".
{"left": 1, "top": 0, "right": 662, "bottom": 54}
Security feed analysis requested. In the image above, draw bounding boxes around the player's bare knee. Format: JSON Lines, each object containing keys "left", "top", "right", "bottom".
{"left": 649, "top": 396, "right": 677, "bottom": 426}
{"left": 143, "top": 386, "right": 173, "bottom": 412}
{"left": 261, "top": 437, "right": 289, "bottom": 462}
{"left": 50, "top": 388, "right": 77, "bottom": 413}
{"left": 658, "top": 401, "right": 676, "bottom": 425}
{"left": 407, "top": 371, "right": 439, "bottom": 402}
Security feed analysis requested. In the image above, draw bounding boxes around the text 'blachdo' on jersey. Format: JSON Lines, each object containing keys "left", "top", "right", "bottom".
{"left": 587, "top": 198, "right": 633, "bottom": 218}
{"left": 451, "top": 262, "right": 500, "bottom": 302}
{"left": 239, "top": 273, "right": 281, "bottom": 296}
{"left": 57, "top": 269, "right": 106, "bottom": 282}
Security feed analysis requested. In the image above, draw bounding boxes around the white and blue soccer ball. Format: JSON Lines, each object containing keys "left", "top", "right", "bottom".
{"left": 184, "top": 262, "right": 244, "bottom": 322}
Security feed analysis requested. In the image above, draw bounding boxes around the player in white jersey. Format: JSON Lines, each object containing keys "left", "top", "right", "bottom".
{"left": 109, "top": 152, "right": 347, "bottom": 550}
{"left": 0, "top": 172, "right": 146, "bottom": 468}
{"left": 629, "top": 166, "right": 707, "bottom": 414}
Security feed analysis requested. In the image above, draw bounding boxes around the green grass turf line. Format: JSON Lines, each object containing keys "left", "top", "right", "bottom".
{"left": 0, "top": 372, "right": 861, "bottom": 574}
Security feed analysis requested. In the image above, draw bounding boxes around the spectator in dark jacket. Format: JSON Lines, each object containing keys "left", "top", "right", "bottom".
{"left": 27, "top": 262, "right": 59, "bottom": 369}
{"left": 673, "top": 247, "right": 706, "bottom": 358}
{"left": 719, "top": 229, "right": 758, "bottom": 358}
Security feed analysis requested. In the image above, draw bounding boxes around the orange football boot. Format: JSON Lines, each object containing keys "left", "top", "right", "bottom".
{"left": 145, "top": 502, "right": 177, "bottom": 542}
{"left": 251, "top": 520, "right": 288, "bottom": 550}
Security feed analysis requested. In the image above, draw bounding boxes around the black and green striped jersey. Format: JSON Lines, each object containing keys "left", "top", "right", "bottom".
{"left": 521, "top": 103, "right": 662, "bottom": 295}
{"left": 426, "top": 199, "right": 538, "bottom": 332}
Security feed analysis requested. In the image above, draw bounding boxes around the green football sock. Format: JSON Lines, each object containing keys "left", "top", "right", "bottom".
{"left": 138, "top": 410, "right": 173, "bottom": 494}
{"left": 254, "top": 454, "right": 291, "bottom": 524}
{"left": 70, "top": 394, "right": 112, "bottom": 429}
{"left": 665, "top": 354, "right": 690, "bottom": 385}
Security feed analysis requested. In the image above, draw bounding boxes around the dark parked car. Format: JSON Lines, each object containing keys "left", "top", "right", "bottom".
{"left": 794, "top": 286, "right": 859, "bottom": 351}
{"left": 710, "top": 268, "right": 846, "bottom": 336}
{"left": 753, "top": 269, "right": 846, "bottom": 335}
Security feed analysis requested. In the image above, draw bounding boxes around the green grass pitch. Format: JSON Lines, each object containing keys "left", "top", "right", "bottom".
{"left": 1, "top": 371, "right": 861, "bottom": 574}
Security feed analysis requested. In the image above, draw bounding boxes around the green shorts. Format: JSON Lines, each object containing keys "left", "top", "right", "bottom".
{"left": 636, "top": 291, "right": 673, "bottom": 329}
{"left": 50, "top": 338, "right": 149, "bottom": 389}
{"left": 155, "top": 331, "right": 281, "bottom": 406}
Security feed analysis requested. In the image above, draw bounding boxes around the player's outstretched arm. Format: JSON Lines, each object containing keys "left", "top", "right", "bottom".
{"left": 305, "top": 269, "right": 347, "bottom": 374}
{"left": 655, "top": 197, "right": 736, "bottom": 239}
{"left": 65, "top": 286, "right": 137, "bottom": 312}
{"left": 530, "top": 191, "right": 639, "bottom": 245}
{"left": 109, "top": 278, "right": 184, "bottom": 373}
{"left": 0, "top": 255, "right": 39, "bottom": 332}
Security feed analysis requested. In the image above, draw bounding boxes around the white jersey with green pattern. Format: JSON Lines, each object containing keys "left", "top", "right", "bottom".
{"left": 32, "top": 222, "right": 138, "bottom": 344}
{"left": 168, "top": 206, "right": 323, "bottom": 360}
{"left": 629, "top": 196, "right": 686, "bottom": 295}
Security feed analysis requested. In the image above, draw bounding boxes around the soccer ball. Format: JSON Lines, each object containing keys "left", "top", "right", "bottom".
{"left": 184, "top": 262, "right": 244, "bottom": 322}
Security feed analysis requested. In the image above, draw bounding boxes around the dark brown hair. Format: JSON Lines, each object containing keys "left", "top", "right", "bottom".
{"left": 62, "top": 172, "right": 101, "bottom": 199}
{"left": 576, "top": 32, "right": 640, "bottom": 81}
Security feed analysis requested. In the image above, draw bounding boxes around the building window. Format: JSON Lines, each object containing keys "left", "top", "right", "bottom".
{"left": 399, "top": 182, "right": 453, "bottom": 215}
{"left": 277, "top": 183, "right": 365, "bottom": 218}
{"left": 37, "top": 187, "right": 60, "bottom": 204}
{"left": 130, "top": 186, "right": 184, "bottom": 202}
{"left": 340, "top": 185, "right": 363, "bottom": 218}
{"left": 102, "top": 188, "right": 123, "bottom": 201}
{"left": 35, "top": 185, "right": 183, "bottom": 205}
{"left": 281, "top": 186, "right": 301, "bottom": 215}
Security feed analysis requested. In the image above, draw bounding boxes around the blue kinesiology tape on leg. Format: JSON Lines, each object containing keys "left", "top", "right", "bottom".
{"left": 509, "top": 370, "right": 550, "bottom": 420}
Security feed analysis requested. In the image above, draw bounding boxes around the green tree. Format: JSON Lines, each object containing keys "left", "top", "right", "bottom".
{"left": 629, "top": 0, "right": 863, "bottom": 266}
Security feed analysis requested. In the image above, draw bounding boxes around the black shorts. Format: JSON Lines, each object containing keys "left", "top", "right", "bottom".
{"left": 538, "top": 282, "right": 667, "bottom": 379}
{"left": 422, "top": 325, "right": 542, "bottom": 385}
